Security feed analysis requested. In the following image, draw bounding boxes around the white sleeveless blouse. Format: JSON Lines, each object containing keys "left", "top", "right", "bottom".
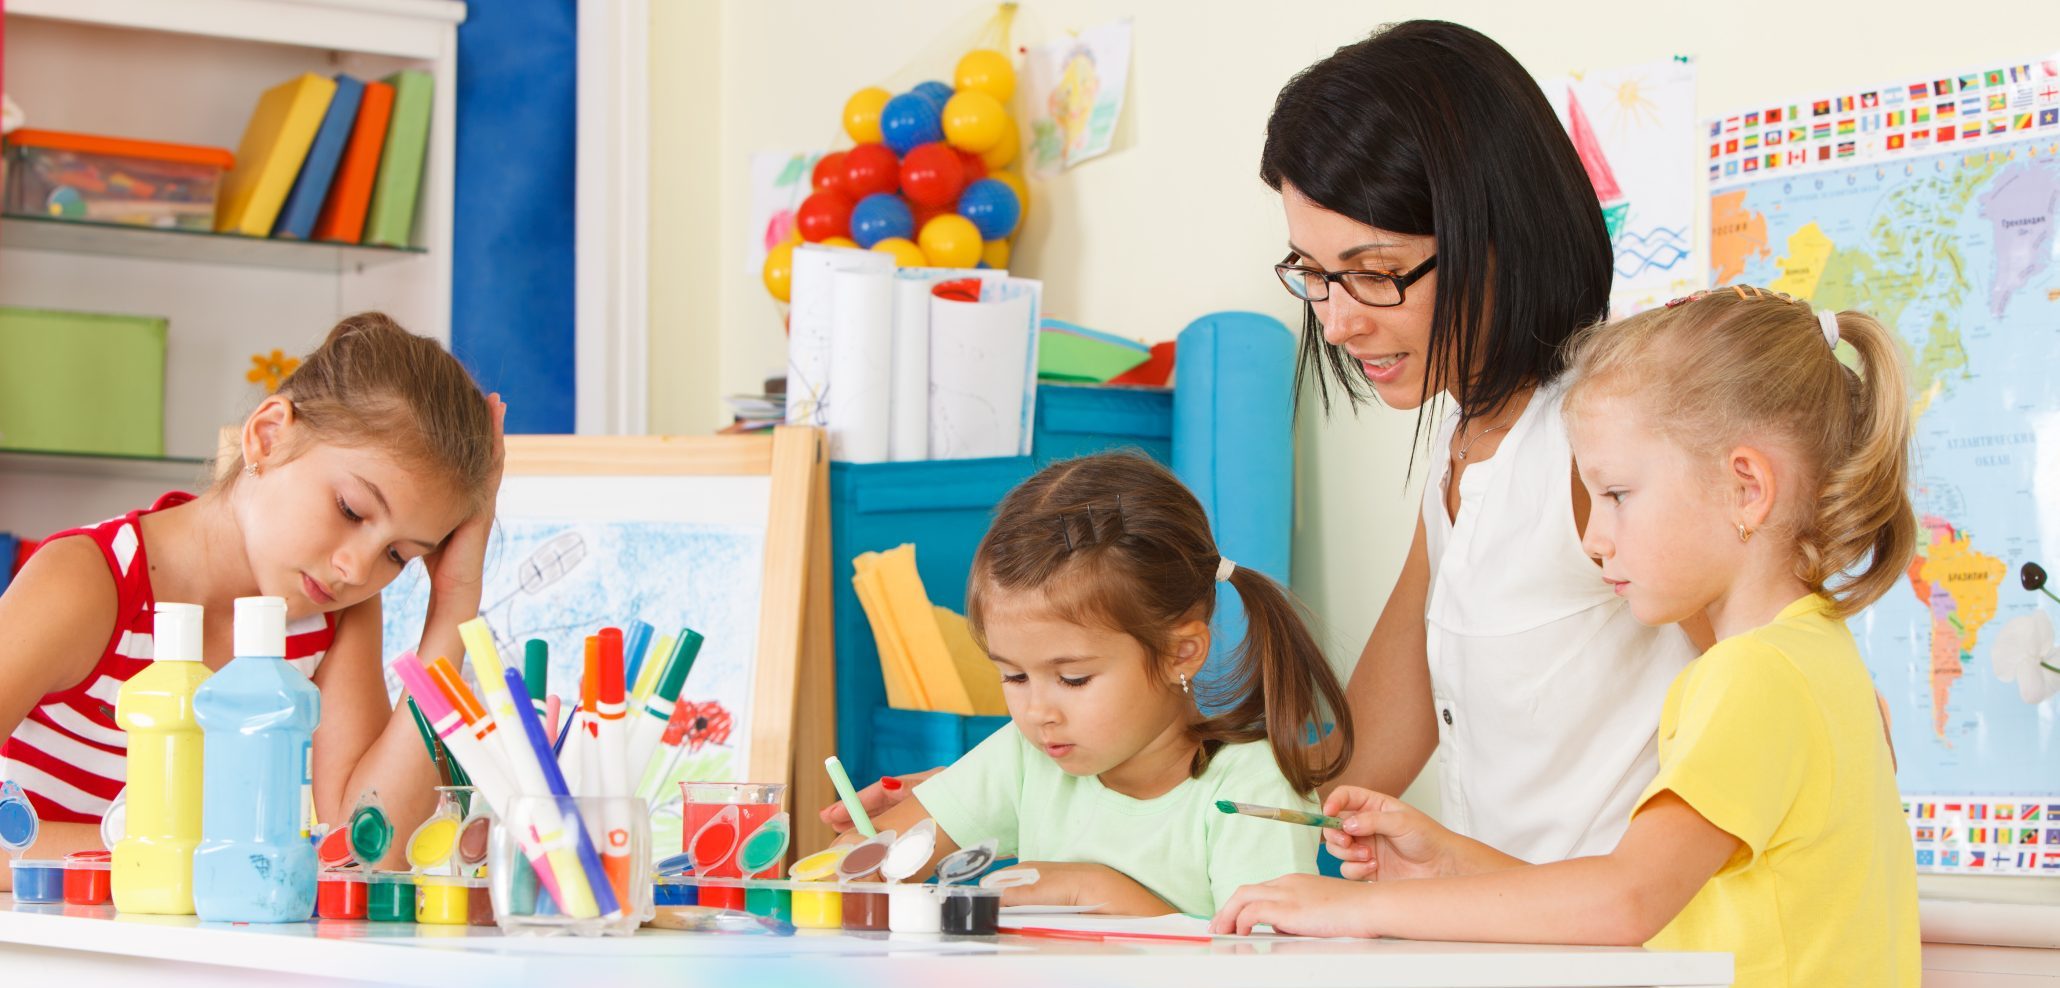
{"left": 1421, "top": 378, "right": 1699, "bottom": 862}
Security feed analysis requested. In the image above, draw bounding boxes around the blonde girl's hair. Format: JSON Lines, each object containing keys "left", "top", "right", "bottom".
{"left": 1563, "top": 286, "right": 1915, "bottom": 616}
{"left": 218, "top": 312, "right": 497, "bottom": 513}
{"left": 964, "top": 451, "right": 1353, "bottom": 794}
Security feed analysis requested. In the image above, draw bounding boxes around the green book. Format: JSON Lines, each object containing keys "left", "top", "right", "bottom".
{"left": 363, "top": 69, "right": 433, "bottom": 248}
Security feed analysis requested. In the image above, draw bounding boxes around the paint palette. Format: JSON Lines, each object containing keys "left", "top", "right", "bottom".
{"left": 346, "top": 793, "right": 394, "bottom": 867}
{"left": 879, "top": 818, "right": 937, "bottom": 883}
{"left": 405, "top": 813, "right": 461, "bottom": 874}
{"left": 735, "top": 812, "right": 790, "bottom": 877}
{"left": 935, "top": 838, "right": 998, "bottom": 886}
{"left": 834, "top": 828, "right": 898, "bottom": 882}
{"left": 686, "top": 803, "right": 743, "bottom": 875}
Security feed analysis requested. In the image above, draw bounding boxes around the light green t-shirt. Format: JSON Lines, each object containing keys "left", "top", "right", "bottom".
{"left": 912, "top": 723, "right": 1318, "bottom": 916}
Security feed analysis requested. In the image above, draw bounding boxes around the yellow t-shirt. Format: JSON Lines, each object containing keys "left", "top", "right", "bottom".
{"left": 1638, "top": 595, "right": 1919, "bottom": 987}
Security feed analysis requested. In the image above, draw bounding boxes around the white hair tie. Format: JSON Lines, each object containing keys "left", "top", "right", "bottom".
{"left": 1817, "top": 309, "right": 1840, "bottom": 348}
{"left": 1215, "top": 557, "right": 1236, "bottom": 582}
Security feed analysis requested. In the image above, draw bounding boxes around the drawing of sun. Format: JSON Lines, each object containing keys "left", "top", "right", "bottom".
{"left": 1609, "top": 77, "right": 1663, "bottom": 132}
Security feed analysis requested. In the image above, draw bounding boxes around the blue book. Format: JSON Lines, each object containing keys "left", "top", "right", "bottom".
{"left": 271, "top": 74, "right": 365, "bottom": 239}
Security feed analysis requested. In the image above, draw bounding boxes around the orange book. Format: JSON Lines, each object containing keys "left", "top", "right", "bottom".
{"left": 311, "top": 79, "right": 395, "bottom": 243}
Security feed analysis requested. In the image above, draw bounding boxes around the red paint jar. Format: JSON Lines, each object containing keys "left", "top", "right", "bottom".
{"left": 62, "top": 850, "right": 111, "bottom": 905}
{"left": 316, "top": 870, "right": 369, "bottom": 920}
{"left": 466, "top": 884, "right": 495, "bottom": 926}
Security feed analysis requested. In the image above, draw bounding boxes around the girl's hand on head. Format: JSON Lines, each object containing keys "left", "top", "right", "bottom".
{"left": 1321, "top": 786, "right": 1460, "bottom": 881}
{"left": 1210, "top": 874, "right": 1380, "bottom": 938}
{"left": 422, "top": 394, "right": 506, "bottom": 610}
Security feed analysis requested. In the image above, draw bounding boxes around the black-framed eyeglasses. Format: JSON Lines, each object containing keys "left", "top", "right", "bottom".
{"left": 1274, "top": 253, "right": 1437, "bottom": 307}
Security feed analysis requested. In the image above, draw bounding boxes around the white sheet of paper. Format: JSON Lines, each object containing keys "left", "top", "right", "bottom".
{"left": 997, "top": 903, "right": 1108, "bottom": 915}
{"left": 786, "top": 244, "right": 892, "bottom": 430}
{"left": 826, "top": 268, "right": 894, "bottom": 462}
{"left": 927, "top": 278, "right": 1040, "bottom": 460}
{"left": 996, "top": 912, "right": 1351, "bottom": 941}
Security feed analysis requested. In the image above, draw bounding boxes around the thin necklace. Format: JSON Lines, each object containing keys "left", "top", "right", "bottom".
{"left": 1455, "top": 421, "right": 1512, "bottom": 461}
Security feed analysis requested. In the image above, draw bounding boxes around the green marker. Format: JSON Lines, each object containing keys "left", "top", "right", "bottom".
{"left": 523, "top": 639, "right": 550, "bottom": 720}
{"left": 824, "top": 755, "right": 876, "bottom": 838}
{"left": 1214, "top": 799, "right": 1343, "bottom": 829}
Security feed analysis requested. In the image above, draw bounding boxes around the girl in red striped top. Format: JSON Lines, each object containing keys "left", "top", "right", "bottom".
{"left": 0, "top": 313, "right": 503, "bottom": 884}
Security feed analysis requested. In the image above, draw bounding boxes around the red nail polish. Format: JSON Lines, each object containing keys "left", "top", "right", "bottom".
{"left": 880, "top": 776, "right": 903, "bottom": 791}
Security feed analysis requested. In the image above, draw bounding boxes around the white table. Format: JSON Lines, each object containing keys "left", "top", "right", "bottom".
{"left": 0, "top": 895, "right": 1732, "bottom": 987}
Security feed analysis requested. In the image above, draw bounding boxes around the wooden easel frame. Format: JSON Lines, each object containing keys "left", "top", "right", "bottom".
{"left": 498, "top": 428, "right": 834, "bottom": 845}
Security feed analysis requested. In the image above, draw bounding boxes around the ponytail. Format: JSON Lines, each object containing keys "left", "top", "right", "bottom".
{"left": 967, "top": 452, "right": 1352, "bottom": 794}
{"left": 1798, "top": 311, "right": 1915, "bottom": 616}
{"left": 1194, "top": 566, "right": 1354, "bottom": 793}
{"left": 1564, "top": 288, "right": 1917, "bottom": 617}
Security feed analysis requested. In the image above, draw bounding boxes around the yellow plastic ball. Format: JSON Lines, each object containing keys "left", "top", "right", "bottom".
{"left": 981, "top": 238, "right": 1010, "bottom": 269}
{"left": 822, "top": 236, "right": 859, "bottom": 249}
{"left": 871, "top": 237, "right": 928, "bottom": 267}
{"left": 918, "top": 214, "right": 983, "bottom": 269}
{"left": 763, "top": 241, "right": 795, "bottom": 302}
{"left": 954, "top": 49, "right": 1016, "bottom": 103}
{"left": 843, "top": 87, "right": 891, "bottom": 144}
{"left": 979, "top": 118, "right": 1019, "bottom": 170}
{"left": 942, "top": 90, "right": 1008, "bottom": 153}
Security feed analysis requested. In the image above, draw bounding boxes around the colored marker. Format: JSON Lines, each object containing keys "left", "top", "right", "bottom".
{"left": 824, "top": 755, "right": 876, "bottom": 838}
{"left": 628, "top": 633, "right": 676, "bottom": 704}
{"left": 619, "top": 620, "right": 654, "bottom": 697}
{"left": 1213, "top": 799, "right": 1342, "bottom": 830}
{"left": 544, "top": 694, "right": 562, "bottom": 744}
{"left": 560, "top": 636, "right": 601, "bottom": 797}
{"left": 523, "top": 639, "right": 550, "bottom": 722}
{"left": 458, "top": 617, "right": 607, "bottom": 920}
{"left": 505, "top": 665, "right": 621, "bottom": 921}
{"left": 633, "top": 689, "right": 701, "bottom": 802}
{"left": 391, "top": 653, "right": 514, "bottom": 817}
{"left": 626, "top": 630, "right": 704, "bottom": 791}
{"left": 593, "top": 627, "right": 632, "bottom": 907}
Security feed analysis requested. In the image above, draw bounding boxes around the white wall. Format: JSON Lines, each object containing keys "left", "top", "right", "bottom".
{"left": 649, "top": 0, "right": 2060, "bottom": 906}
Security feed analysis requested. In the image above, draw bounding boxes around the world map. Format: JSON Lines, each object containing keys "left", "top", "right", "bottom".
{"left": 1712, "top": 137, "right": 2059, "bottom": 801}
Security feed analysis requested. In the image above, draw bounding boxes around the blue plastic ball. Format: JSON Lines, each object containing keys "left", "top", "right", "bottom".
{"left": 879, "top": 91, "right": 944, "bottom": 156}
{"left": 956, "top": 178, "right": 1021, "bottom": 240}
{"left": 849, "top": 193, "right": 915, "bottom": 248}
{"left": 913, "top": 80, "right": 956, "bottom": 108}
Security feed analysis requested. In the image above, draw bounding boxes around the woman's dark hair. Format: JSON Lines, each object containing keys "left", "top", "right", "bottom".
{"left": 966, "top": 452, "right": 1353, "bottom": 794}
{"left": 1260, "top": 19, "right": 1613, "bottom": 431}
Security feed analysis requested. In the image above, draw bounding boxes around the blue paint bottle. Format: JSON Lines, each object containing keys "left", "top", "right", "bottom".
{"left": 192, "top": 597, "right": 321, "bottom": 922}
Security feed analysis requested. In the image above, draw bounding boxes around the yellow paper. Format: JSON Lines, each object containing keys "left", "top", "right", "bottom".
{"left": 876, "top": 545, "right": 975, "bottom": 715}
{"left": 852, "top": 552, "right": 924, "bottom": 709}
{"left": 934, "top": 606, "right": 1006, "bottom": 716}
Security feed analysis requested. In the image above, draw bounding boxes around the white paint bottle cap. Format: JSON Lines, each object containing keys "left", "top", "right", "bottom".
{"left": 233, "top": 596, "right": 288, "bottom": 657}
{"left": 153, "top": 602, "right": 204, "bottom": 663}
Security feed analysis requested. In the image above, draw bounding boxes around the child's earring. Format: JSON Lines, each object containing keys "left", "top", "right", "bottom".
{"left": 1736, "top": 523, "right": 1753, "bottom": 543}
{"left": 1178, "top": 673, "right": 1191, "bottom": 696}
{"left": 244, "top": 462, "right": 260, "bottom": 479}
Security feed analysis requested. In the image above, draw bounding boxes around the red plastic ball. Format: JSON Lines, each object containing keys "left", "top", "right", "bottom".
{"left": 900, "top": 142, "right": 967, "bottom": 208}
{"left": 795, "top": 190, "right": 853, "bottom": 243}
{"left": 955, "top": 148, "right": 988, "bottom": 183}
{"left": 811, "top": 151, "right": 848, "bottom": 196}
{"left": 843, "top": 143, "right": 901, "bottom": 200}
{"left": 911, "top": 199, "right": 955, "bottom": 231}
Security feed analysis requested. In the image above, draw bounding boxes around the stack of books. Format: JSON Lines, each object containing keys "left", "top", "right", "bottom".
{"left": 214, "top": 70, "right": 433, "bottom": 247}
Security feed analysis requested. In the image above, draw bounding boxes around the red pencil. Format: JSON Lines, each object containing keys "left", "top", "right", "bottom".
{"left": 999, "top": 925, "right": 1212, "bottom": 944}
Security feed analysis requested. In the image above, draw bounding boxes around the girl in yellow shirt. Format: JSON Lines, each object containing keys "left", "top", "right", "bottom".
{"left": 1214, "top": 285, "right": 1921, "bottom": 987}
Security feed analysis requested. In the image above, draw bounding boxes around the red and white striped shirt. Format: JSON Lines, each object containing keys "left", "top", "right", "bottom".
{"left": 0, "top": 492, "right": 336, "bottom": 823}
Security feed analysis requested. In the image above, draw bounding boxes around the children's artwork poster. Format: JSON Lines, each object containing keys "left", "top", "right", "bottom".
{"left": 1706, "top": 50, "right": 2060, "bottom": 876}
{"left": 381, "top": 475, "right": 772, "bottom": 791}
{"left": 747, "top": 150, "right": 825, "bottom": 281}
{"left": 1544, "top": 57, "right": 1703, "bottom": 318}
{"left": 1024, "top": 18, "right": 1132, "bottom": 173}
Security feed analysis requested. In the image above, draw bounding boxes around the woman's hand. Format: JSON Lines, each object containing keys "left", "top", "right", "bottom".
{"left": 1211, "top": 874, "right": 1381, "bottom": 937}
{"left": 421, "top": 393, "right": 506, "bottom": 612}
{"left": 1322, "top": 786, "right": 1467, "bottom": 881}
{"left": 994, "top": 861, "right": 1174, "bottom": 915}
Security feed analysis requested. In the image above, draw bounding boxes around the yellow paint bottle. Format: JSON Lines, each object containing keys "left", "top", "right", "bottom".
{"left": 112, "top": 603, "right": 212, "bottom": 915}
{"left": 790, "top": 847, "right": 849, "bottom": 929}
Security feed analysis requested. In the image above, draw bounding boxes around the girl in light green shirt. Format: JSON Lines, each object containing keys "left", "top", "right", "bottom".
{"left": 864, "top": 452, "right": 1354, "bottom": 916}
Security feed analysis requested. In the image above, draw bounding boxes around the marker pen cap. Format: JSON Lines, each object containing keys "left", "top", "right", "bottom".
{"left": 233, "top": 596, "right": 288, "bottom": 657}
{"left": 153, "top": 602, "right": 205, "bottom": 662}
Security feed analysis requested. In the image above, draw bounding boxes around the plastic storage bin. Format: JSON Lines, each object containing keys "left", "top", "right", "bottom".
{"left": 0, "top": 306, "right": 167, "bottom": 457}
{"left": 832, "top": 384, "right": 1174, "bottom": 786}
{"left": 4, "top": 129, "right": 233, "bottom": 231}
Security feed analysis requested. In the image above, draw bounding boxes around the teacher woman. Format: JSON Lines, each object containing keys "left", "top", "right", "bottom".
{"left": 825, "top": 19, "right": 1705, "bottom": 866}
